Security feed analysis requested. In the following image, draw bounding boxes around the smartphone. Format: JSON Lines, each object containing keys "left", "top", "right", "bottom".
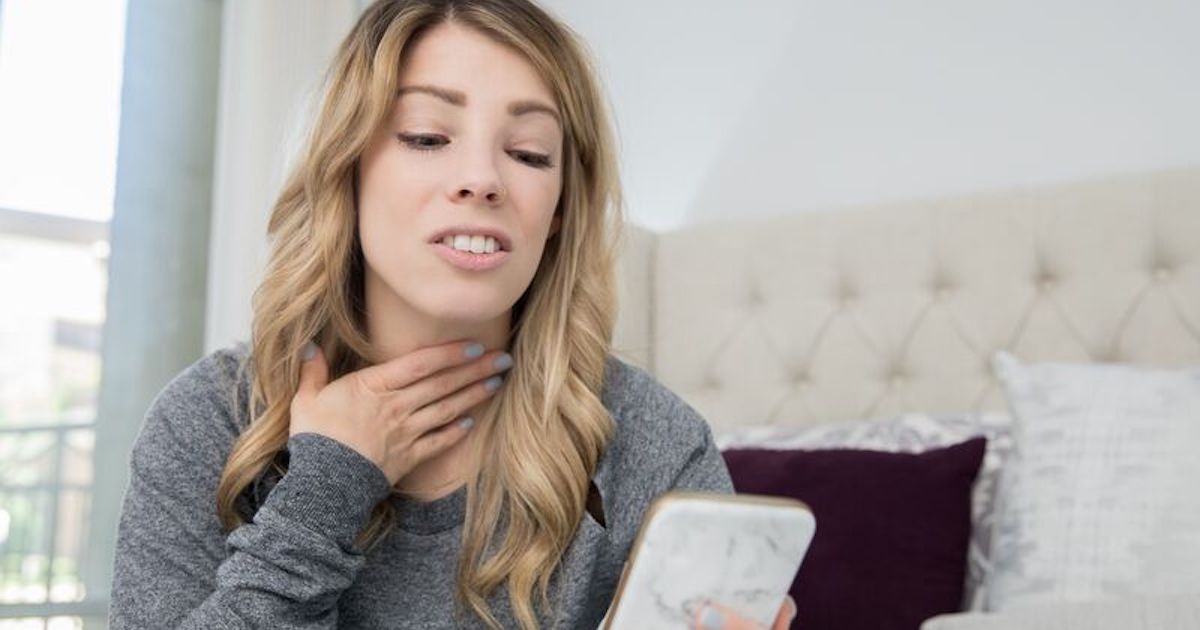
{"left": 599, "top": 490, "right": 816, "bottom": 629}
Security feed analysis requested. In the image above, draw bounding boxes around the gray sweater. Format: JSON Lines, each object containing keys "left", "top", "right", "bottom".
{"left": 108, "top": 343, "right": 735, "bottom": 629}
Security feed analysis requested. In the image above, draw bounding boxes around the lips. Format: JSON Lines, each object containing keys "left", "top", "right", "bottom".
{"left": 430, "top": 242, "right": 510, "bottom": 271}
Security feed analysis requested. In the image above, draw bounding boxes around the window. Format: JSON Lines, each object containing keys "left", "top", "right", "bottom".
{"left": 0, "top": 1, "right": 128, "bottom": 628}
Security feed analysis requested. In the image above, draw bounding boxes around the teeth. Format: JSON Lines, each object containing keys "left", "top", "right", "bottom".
{"left": 442, "top": 234, "right": 500, "bottom": 254}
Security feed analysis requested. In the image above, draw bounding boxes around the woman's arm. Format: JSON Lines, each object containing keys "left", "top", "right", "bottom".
{"left": 108, "top": 355, "right": 392, "bottom": 629}
{"left": 667, "top": 411, "right": 735, "bottom": 496}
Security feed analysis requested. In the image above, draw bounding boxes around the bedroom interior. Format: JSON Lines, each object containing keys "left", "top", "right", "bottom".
{"left": 611, "top": 164, "right": 1200, "bottom": 629}
{"left": 3, "top": 1, "right": 1195, "bottom": 627}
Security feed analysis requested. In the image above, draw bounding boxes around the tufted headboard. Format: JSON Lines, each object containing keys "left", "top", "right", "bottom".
{"left": 612, "top": 165, "right": 1200, "bottom": 434}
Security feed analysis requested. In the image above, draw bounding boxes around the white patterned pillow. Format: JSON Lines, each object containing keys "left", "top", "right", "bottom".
{"left": 714, "top": 411, "right": 1013, "bottom": 612}
{"left": 983, "top": 351, "right": 1200, "bottom": 612}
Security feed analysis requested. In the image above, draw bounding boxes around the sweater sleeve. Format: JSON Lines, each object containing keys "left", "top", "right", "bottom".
{"left": 600, "top": 354, "right": 736, "bottom": 497}
{"left": 108, "top": 351, "right": 393, "bottom": 630}
{"left": 668, "top": 412, "right": 736, "bottom": 496}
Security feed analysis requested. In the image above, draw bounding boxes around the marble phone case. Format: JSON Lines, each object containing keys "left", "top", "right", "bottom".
{"left": 600, "top": 490, "right": 816, "bottom": 629}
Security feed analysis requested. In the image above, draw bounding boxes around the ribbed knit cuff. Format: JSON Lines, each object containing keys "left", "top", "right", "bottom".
{"left": 259, "top": 432, "right": 392, "bottom": 551}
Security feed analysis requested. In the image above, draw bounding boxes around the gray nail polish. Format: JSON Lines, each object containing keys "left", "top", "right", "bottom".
{"left": 494, "top": 352, "right": 513, "bottom": 370}
{"left": 458, "top": 417, "right": 475, "bottom": 430}
{"left": 484, "top": 375, "right": 504, "bottom": 392}
{"left": 302, "top": 341, "right": 318, "bottom": 361}
{"left": 465, "top": 342, "right": 485, "bottom": 358}
{"left": 700, "top": 607, "right": 724, "bottom": 630}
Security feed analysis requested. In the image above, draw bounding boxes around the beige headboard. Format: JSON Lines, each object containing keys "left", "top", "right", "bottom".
{"left": 613, "top": 166, "right": 1200, "bottom": 434}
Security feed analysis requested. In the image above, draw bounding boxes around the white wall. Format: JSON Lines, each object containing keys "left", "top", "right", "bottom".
{"left": 205, "top": 0, "right": 359, "bottom": 352}
{"left": 204, "top": 0, "right": 1200, "bottom": 350}
{"left": 544, "top": 0, "right": 1200, "bottom": 230}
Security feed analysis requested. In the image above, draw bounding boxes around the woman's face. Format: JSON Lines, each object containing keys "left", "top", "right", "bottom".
{"left": 357, "top": 21, "right": 563, "bottom": 326}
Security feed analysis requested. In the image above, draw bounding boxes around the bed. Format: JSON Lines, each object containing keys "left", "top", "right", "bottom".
{"left": 611, "top": 164, "right": 1200, "bottom": 629}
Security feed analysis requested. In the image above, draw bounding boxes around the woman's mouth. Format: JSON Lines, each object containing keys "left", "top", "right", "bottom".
{"left": 430, "top": 242, "right": 511, "bottom": 271}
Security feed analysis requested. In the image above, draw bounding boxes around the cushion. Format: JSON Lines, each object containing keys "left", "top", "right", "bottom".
{"left": 983, "top": 351, "right": 1200, "bottom": 611}
{"left": 722, "top": 436, "right": 987, "bottom": 630}
{"left": 921, "top": 591, "right": 1200, "bottom": 630}
{"left": 715, "top": 412, "right": 1013, "bottom": 611}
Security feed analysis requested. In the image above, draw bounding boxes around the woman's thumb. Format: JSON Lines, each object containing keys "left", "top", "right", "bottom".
{"left": 298, "top": 341, "right": 328, "bottom": 397}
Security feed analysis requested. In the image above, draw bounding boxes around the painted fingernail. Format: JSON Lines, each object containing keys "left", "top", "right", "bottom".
{"left": 494, "top": 352, "right": 513, "bottom": 370}
{"left": 700, "top": 606, "right": 724, "bottom": 629}
{"left": 302, "top": 341, "right": 318, "bottom": 361}
{"left": 465, "top": 342, "right": 485, "bottom": 358}
{"left": 484, "top": 375, "right": 504, "bottom": 392}
{"left": 458, "top": 417, "right": 475, "bottom": 430}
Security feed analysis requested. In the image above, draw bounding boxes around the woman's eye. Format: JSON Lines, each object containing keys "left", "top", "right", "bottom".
{"left": 396, "top": 133, "right": 553, "bottom": 169}
{"left": 396, "top": 133, "right": 445, "bottom": 150}
{"left": 513, "top": 151, "right": 553, "bottom": 169}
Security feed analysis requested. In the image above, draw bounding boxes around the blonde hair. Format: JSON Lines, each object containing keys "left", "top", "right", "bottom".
{"left": 213, "top": 1, "right": 625, "bottom": 628}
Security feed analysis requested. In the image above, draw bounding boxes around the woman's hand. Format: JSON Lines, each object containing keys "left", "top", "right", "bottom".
{"left": 687, "top": 595, "right": 797, "bottom": 630}
{"left": 289, "top": 339, "right": 513, "bottom": 486}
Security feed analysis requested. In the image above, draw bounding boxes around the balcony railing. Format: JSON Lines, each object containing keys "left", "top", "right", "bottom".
{"left": 0, "top": 207, "right": 110, "bottom": 628}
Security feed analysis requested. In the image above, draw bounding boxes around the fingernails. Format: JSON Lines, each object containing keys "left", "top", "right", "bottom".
{"left": 494, "top": 352, "right": 513, "bottom": 370}
{"left": 302, "top": 341, "right": 318, "bottom": 361}
{"left": 464, "top": 342, "right": 485, "bottom": 358}
{"left": 700, "top": 606, "right": 724, "bottom": 629}
{"left": 484, "top": 375, "right": 504, "bottom": 392}
{"left": 458, "top": 417, "right": 475, "bottom": 430}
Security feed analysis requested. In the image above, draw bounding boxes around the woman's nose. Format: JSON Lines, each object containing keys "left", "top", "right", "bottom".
{"left": 455, "top": 181, "right": 506, "bottom": 206}
{"left": 451, "top": 140, "right": 509, "bottom": 206}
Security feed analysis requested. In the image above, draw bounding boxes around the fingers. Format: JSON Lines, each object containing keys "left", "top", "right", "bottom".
{"left": 405, "top": 367, "right": 506, "bottom": 437}
{"left": 774, "top": 596, "right": 796, "bottom": 630}
{"left": 363, "top": 339, "right": 487, "bottom": 393}
{"left": 296, "top": 341, "right": 329, "bottom": 403}
{"left": 402, "top": 349, "right": 512, "bottom": 416}
{"left": 410, "top": 412, "right": 476, "bottom": 462}
{"left": 687, "top": 598, "right": 790, "bottom": 630}
{"left": 687, "top": 600, "right": 743, "bottom": 629}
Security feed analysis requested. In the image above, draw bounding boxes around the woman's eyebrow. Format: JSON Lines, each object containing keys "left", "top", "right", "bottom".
{"left": 396, "top": 84, "right": 561, "bottom": 127}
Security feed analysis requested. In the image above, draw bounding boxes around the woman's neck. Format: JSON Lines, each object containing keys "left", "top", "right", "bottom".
{"left": 364, "top": 286, "right": 513, "bottom": 364}
{"left": 364, "top": 272, "right": 513, "bottom": 501}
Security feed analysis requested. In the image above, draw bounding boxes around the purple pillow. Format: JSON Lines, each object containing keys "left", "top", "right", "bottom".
{"left": 721, "top": 436, "right": 986, "bottom": 630}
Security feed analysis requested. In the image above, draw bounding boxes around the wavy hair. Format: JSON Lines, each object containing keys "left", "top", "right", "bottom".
{"left": 212, "top": 1, "right": 625, "bottom": 628}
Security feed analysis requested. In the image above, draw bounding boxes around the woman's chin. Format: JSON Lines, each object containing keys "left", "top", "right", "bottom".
{"left": 423, "top": 298, "right": 512, "bottom": 323}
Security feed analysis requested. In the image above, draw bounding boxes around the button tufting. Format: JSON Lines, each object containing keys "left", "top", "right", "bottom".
{"left": 932, "top": 275, "right": 955, "bottom": 292}
{"left": 1154, "top": 266, "right": 1171, "bottom": 281}
{"left": 834, "top": 278, "right": 857, "bottom": 303}
{"left": 747, "top": 289, "right": 764, "bottom": 307}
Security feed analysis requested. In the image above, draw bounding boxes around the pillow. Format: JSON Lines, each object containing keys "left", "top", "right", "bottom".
{"left": 983, "top": 351, "right": 1200, "bottom": 612}
{"left": 715, "top": 412, "right": 1013, "bottom": 611}
{"left": 722, "top": 436, "right": 987, "bottom": 630}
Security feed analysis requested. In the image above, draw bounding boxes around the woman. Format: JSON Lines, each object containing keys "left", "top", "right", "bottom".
{"left": 109, "top": 1, "right": 796, "bottom": 628}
